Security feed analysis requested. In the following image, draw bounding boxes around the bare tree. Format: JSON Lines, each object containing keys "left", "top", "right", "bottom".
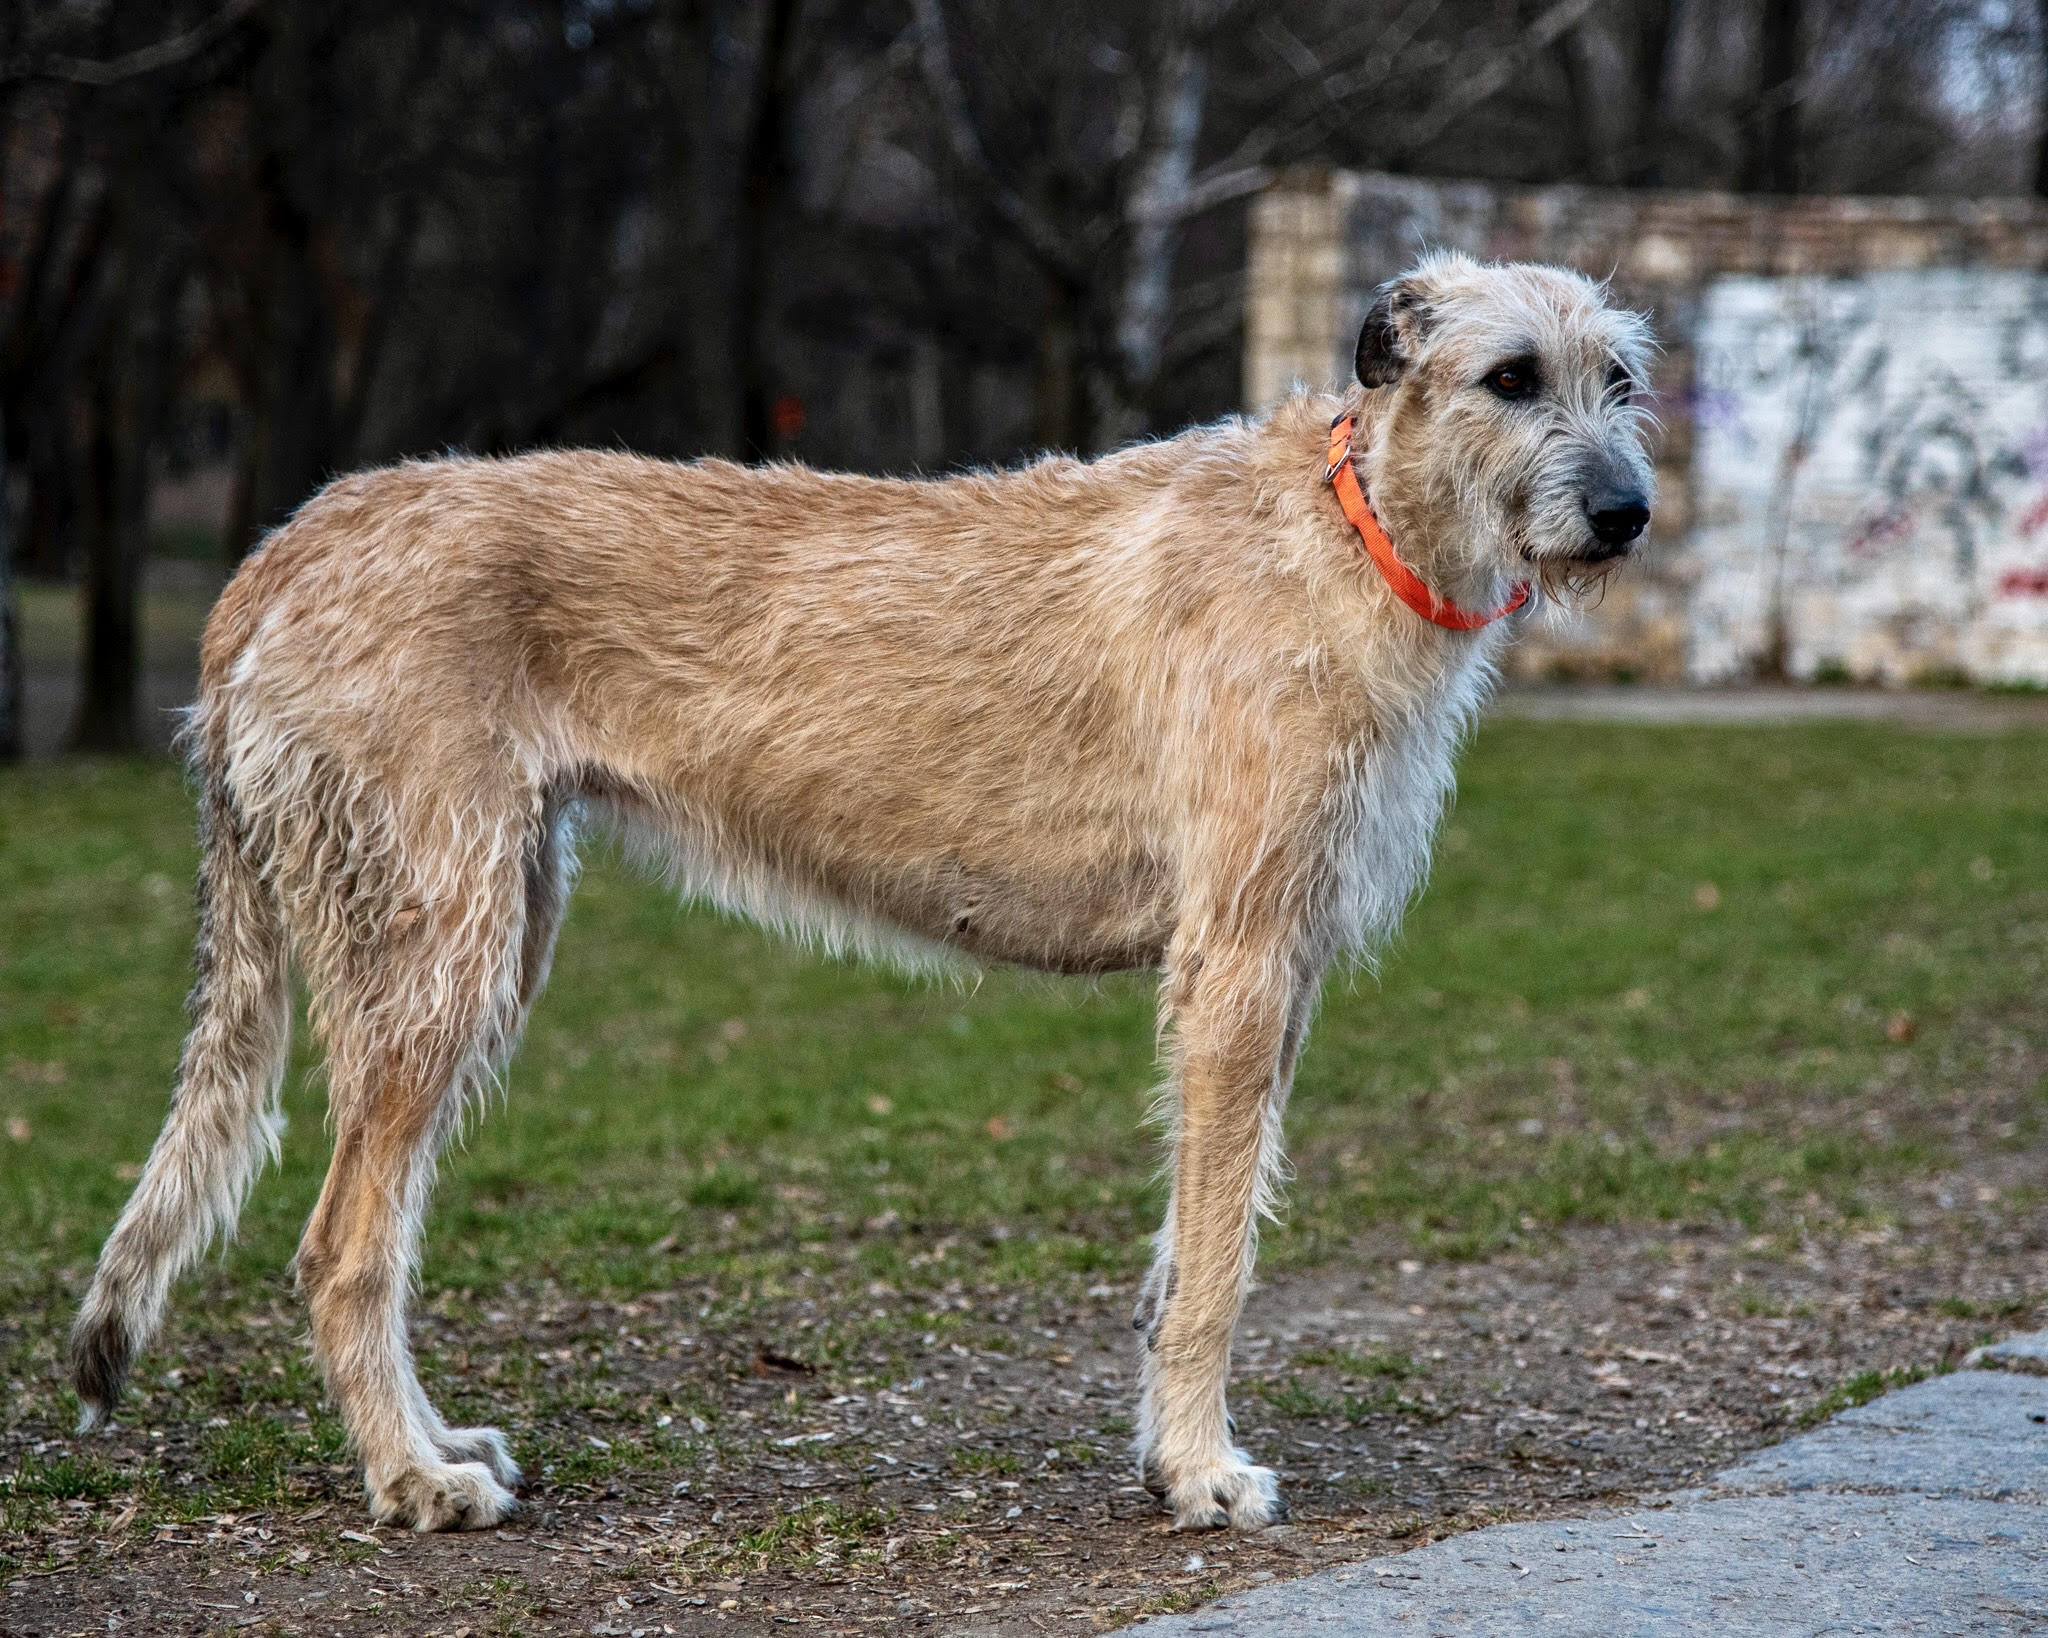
{"left": 1746, "top": 0, "right": 1803, "bottom": 192}
{"left": 0, "top": 402, "right": 17, "bottom": 762}
{"left": 74, "top": 111, "right": 187, "bottom": 752}
{"left": 2037, "top": 0, "right": 2048, "bottom": 195}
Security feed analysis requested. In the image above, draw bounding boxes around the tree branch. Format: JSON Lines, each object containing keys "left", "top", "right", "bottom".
{"left": 1184, "top": 0, "right": 1447, "bottom": 196}
{"left": 908, "top": 0, "right": 1082, "bottom": 280}
{"left": 3, "top": 0, "right": 262, "bottom": 88}
{"left": 1383, "top": 0, "right": 1609, "bottom": 161}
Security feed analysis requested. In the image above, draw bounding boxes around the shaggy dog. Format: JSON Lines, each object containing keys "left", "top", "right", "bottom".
{"left": 72, "top": 251, "right": 1654, "bottom": 1532}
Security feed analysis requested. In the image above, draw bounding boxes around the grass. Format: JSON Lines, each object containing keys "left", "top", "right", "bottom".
{"left": 724, "top": 1498, "right": 894, "bottom": 1571}
{"left": 1794, "top": 1364, "right": 1938, "bottom": 1429}
{"left": 2, "top": 722, "right": 2045, "bottom": 1467}
{"left": 1295, "top": 1347, "right": 1421, "bottom": 1379}
{"left": 0, "top": 1405, "right": 351, "bottom": 1534}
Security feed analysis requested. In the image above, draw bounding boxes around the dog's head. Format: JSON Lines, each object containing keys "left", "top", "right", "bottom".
{"left": 1355, "top": 251, "right": 1656, "bottom": 602}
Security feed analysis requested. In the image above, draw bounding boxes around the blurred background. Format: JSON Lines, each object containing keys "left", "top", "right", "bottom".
{"left": 2, "top": 0, "right": 2046, "bottom": 756}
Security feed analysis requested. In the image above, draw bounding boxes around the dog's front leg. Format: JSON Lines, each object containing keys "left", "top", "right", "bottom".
{"left": 1135, "top": 939, "right": 1305, "bottom": 1530}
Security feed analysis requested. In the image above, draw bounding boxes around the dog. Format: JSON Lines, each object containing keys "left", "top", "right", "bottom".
{"left": 71, "top": 251, "right": 1653, "bottom": 1532}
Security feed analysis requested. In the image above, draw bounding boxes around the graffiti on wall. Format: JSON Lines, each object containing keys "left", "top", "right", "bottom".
{"left": 1690, "top": 269, "right": 2048, "bottom": 684}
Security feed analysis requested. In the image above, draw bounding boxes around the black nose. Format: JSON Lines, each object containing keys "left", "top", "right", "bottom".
{"left": 1587, "top": 497, "right": 1650, "bottom": 550}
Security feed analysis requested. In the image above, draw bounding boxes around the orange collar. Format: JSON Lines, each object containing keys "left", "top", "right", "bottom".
{"left": 1324, "top": 414, "right": 1529, "bottom": 631}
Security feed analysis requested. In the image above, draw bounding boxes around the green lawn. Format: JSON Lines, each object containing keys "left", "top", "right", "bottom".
{"left": 2, "top": 721, "right": 2044, "bottom": 1325}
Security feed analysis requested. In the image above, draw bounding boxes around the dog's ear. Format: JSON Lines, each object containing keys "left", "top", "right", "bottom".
{"left": 1355, "top": 279, "right": 1434, "bottom": 388}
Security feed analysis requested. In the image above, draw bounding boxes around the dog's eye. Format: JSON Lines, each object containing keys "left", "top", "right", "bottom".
{"left": 1606, "top": 362, "right": 1637, "bottom": 400}
{"left": 1485, "top": 362, "right": 1537, "bottom": 401}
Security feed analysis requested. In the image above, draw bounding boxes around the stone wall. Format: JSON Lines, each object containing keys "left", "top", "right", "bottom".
{"left": 1244, "top": 170, "right": 2048, "bottom": 684}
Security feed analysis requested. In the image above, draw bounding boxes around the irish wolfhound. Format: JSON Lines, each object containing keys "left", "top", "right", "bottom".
{"left": 71, "top": 252, "right": 1653, "bottom": 1532}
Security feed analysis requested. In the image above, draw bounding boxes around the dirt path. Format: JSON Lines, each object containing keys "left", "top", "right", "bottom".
{"left": 8, "top": 1205, "right": 2041, "bottom": 1636}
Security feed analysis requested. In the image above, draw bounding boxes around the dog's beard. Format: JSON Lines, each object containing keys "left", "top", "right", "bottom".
{"left": 1528, "top": 550, "right": 1629, "bottom": 605}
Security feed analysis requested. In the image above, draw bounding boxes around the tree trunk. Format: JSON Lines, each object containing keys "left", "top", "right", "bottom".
{"left": 0, "top": 404, "right": 20, "bottom": 763}
{"left": 228, "top": 3, "right": 340, "bottom": 558}
{"left": 733, "top": 0, "right": 801, "bottom": 459}
{"left": 254, "top": 237, "right": 337, "bottom": 536}
{"left": 1746, "top": 0, "right": 1802, "bottom": 194}
{"left": 674, "top": 0, "right": 782, "bottom": 460}
{"left": 225, "top": 230, "right": 338, "bottom": 561}
{"left": 1032, "top": 277, "right": 1091, "bottom": 453}
{"left": 1551, "top": 26, "right": 1603, "bottom": 183}
{"left": 1110, "top": 17, "right": 1211, "bottom": 444}
{"left": 74, "top": 251, "right": 177, "bottom": 754}
{"left": 2035, "top": 0, "right": 2048, "bottom": 196}
{"left": 1623, "top": 0, "right": 1676, "bottom": 188}
{"left": 73, "top": 350, "right": 140, "bottom": 752}
{"left": 24, "top": 409, "right": 77, "bottom": 580}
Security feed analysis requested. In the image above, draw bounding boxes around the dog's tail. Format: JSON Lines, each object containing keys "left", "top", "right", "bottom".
{"left": 70, "top": 751, "right": 291, "bottom": 1431}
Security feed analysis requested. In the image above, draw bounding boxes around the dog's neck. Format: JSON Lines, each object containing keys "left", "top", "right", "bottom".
{"left": 1340, "top": 387, "right": 1523, "bottom": 617}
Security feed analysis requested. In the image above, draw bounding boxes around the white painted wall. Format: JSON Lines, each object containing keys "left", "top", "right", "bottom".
{"left": 1691, "top": 270, "right": 2048, "bottom": 685}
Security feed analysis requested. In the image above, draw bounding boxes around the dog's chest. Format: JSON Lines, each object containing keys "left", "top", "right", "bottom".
{"left": 1319, "top": 646, "right": 1496, "bottom": 954}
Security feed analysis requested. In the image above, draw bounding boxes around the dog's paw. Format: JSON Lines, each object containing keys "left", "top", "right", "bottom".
{"left": 1138, "top": 1440, "right": 1288, "bottom": 1531}
{"left": 1162, "top": 1457, "right": 1287, "bottom": 1532}
{"left": 367, "top": 1461, "right": 516, "bottom": 1532}
{"left": 434, "top": 1425, "right": 522, "bottom": 1489}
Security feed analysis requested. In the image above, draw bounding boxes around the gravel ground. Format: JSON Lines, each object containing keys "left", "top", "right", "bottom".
{"left": 8, "top": 1202, "right": 2043, "bottom": 1636}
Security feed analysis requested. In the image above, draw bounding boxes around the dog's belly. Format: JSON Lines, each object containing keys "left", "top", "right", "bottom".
{"left": 583, "top": 773, "right": 1176, "bottom": 977}
{"left": 863, "top": 848, "right": 1176, "bottom": 975}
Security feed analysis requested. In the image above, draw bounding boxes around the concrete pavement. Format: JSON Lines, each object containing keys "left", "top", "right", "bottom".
{"left": 1141, "top": 1340, "right": 2048, "bottom": 1635}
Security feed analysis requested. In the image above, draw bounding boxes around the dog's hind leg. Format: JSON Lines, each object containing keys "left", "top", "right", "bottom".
{"left": 293, "top": 811, "right": 535, "bottom": 1532}
{"left": 511, "top": 785, "right": 576, "bottom": 1022}
{"left": 422, "top": 789, "right": 576, "bottom": 1483}
{"left": 1135, "top": 934, "right": 1312, "bottom": 1531}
